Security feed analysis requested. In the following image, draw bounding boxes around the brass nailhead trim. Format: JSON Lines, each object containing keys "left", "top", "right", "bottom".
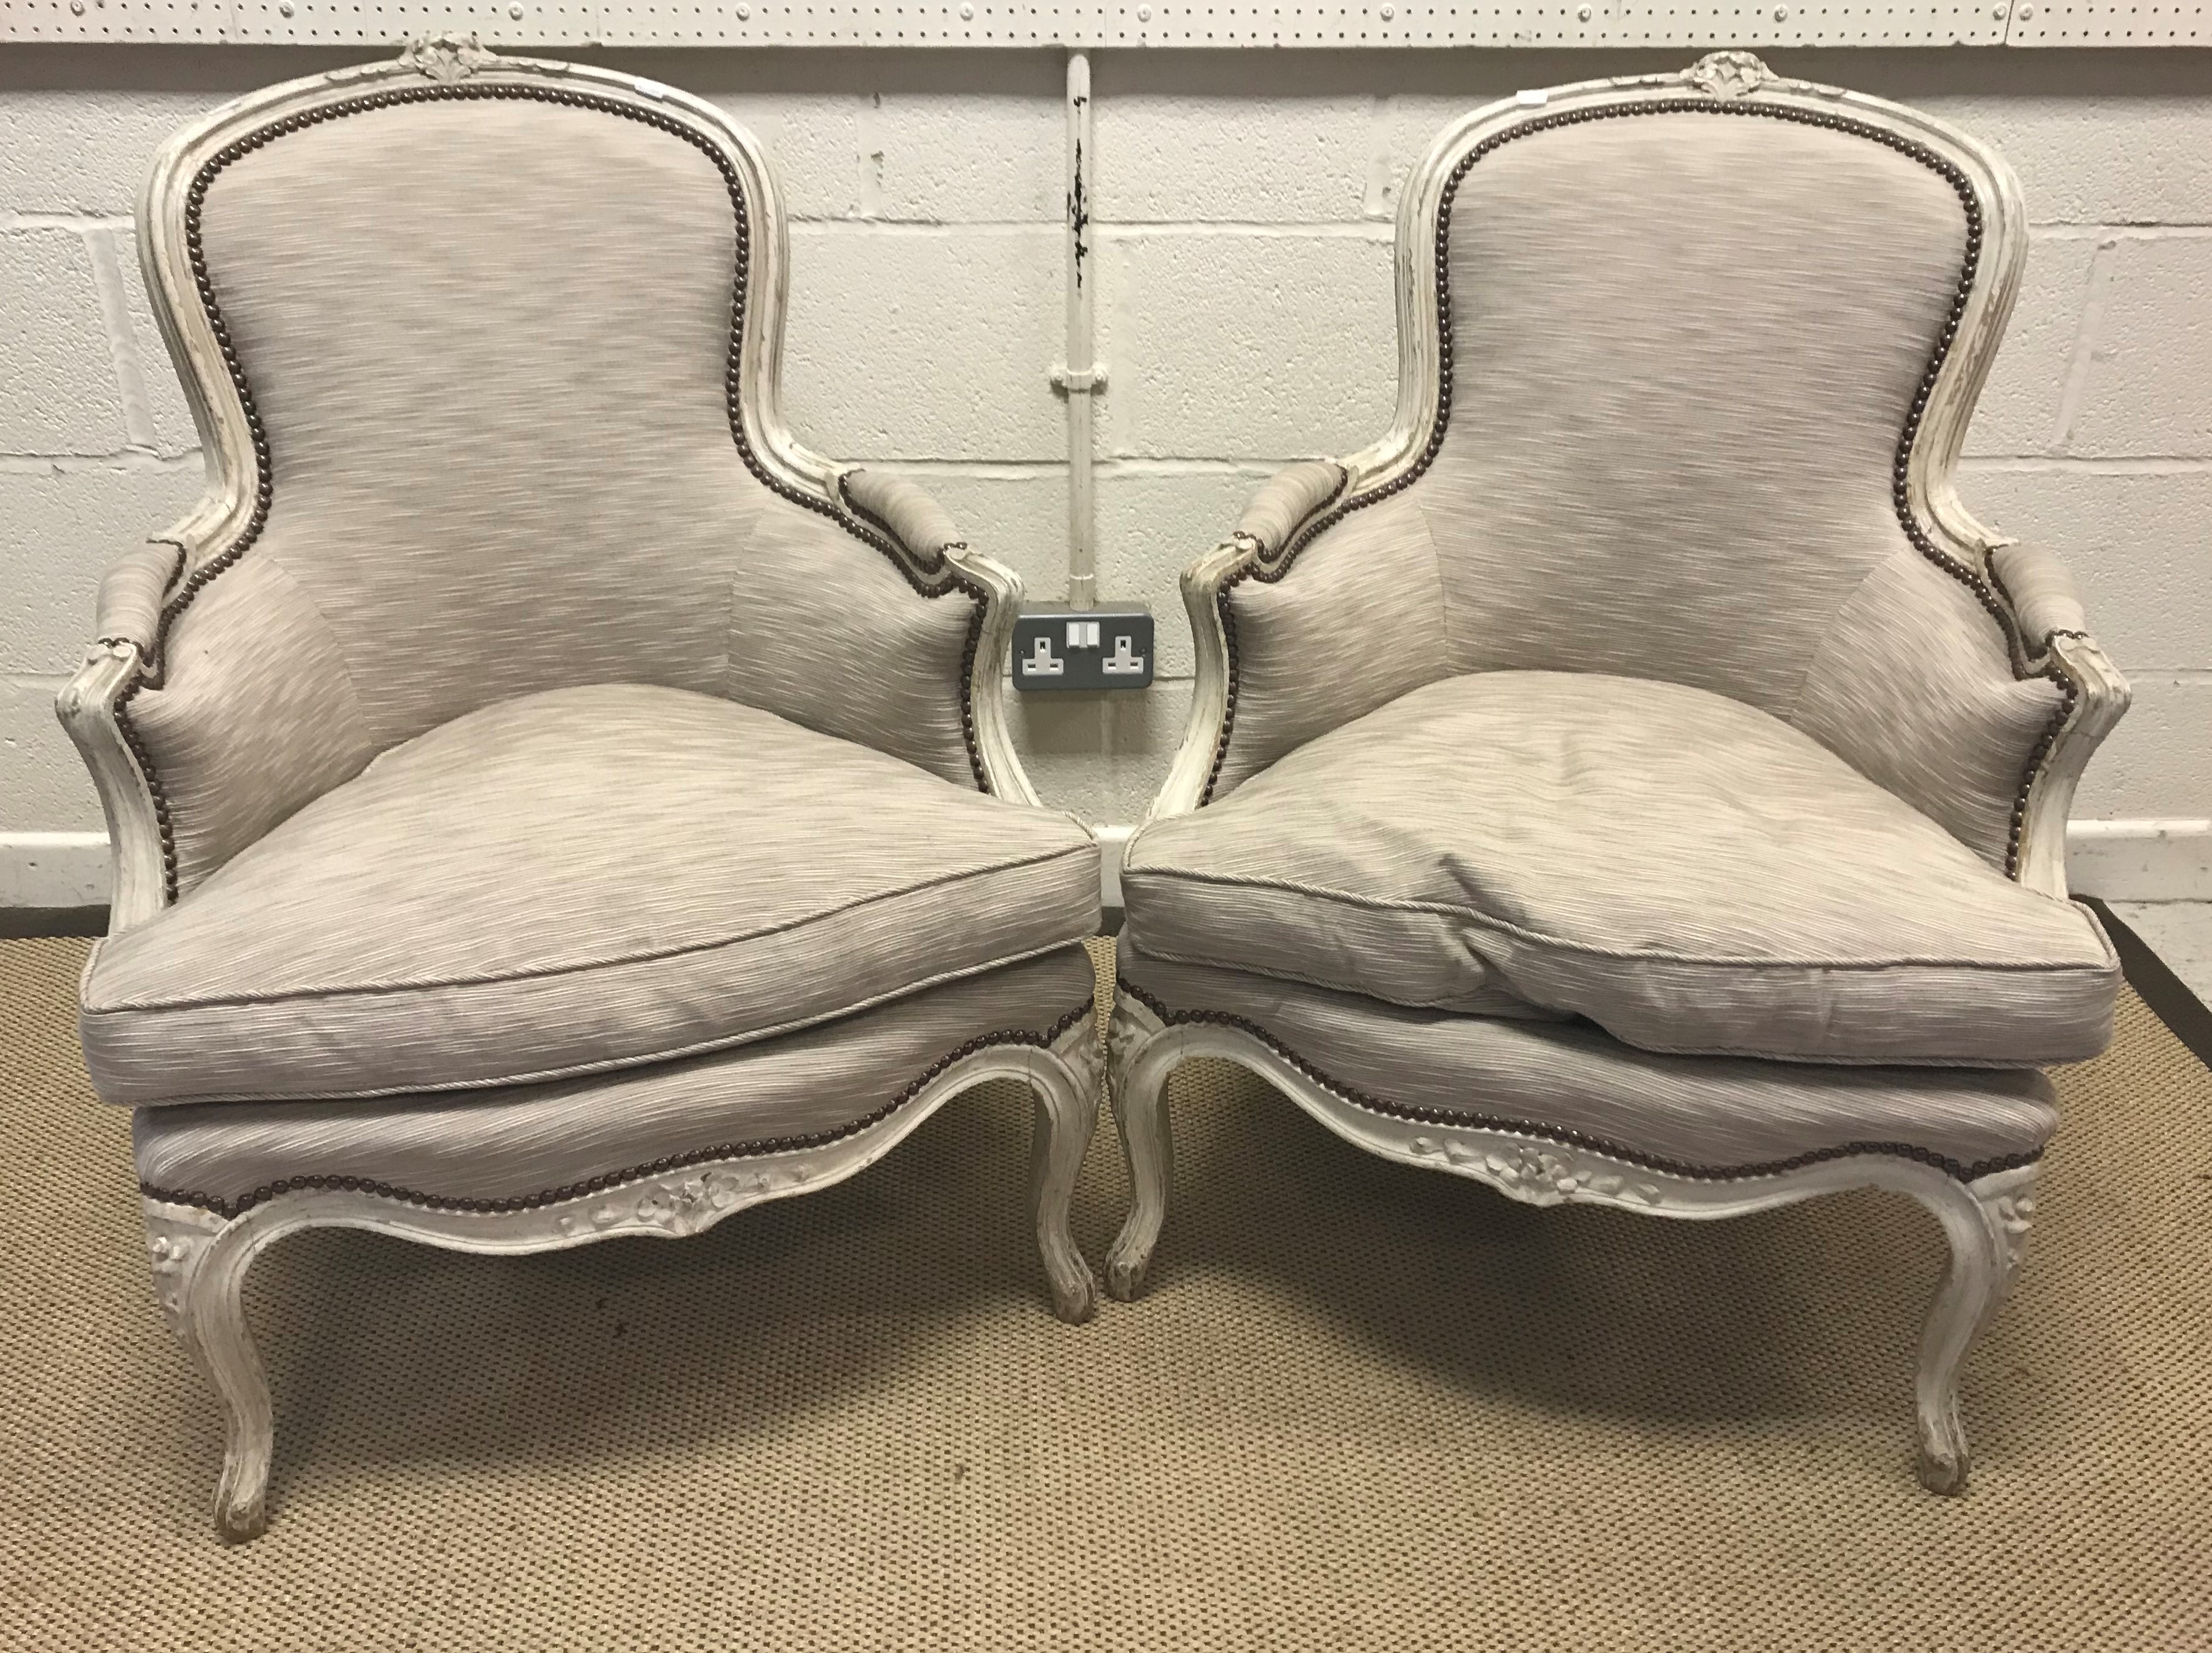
{"left": 1117, "top": 978, "right": 2039, "bottom": 1187}
{"left": 120, "top": 79, "right": 994, "bottom": 900}
{"left": 1200, "top": 96, "right": 2075, "bottom": 879}
{"left": 141, "top": 998, "right": 1095, "bottom": 1220}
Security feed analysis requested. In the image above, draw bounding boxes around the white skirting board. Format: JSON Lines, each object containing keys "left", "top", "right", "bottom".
{"left": 0, "top": 832, "right": 111, "bottom": 910}
{"left": 3, "top": 818, "right": 2208, "bottom": 913}
{"left": 2062, "top": 820, "right": 2212, "bottom": 903}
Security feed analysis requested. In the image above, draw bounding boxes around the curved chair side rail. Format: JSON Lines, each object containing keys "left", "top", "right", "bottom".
{"left": 143, "top": 1017, "right": 1103, "bottom": 1542}
{"left": 1102, "top": 988, "right": 2037, "bottom": 1497}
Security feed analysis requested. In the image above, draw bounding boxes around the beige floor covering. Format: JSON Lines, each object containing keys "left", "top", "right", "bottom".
{"left": 2, "top": 933, "right": 2208, "bottom": 1651}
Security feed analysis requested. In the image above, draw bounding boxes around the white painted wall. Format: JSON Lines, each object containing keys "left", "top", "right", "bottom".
{"left": 4, "top": 46, "right": 2209, "bottom": 901}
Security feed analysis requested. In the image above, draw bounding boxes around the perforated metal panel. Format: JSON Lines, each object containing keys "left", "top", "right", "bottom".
{"left": 2005, "top": 0, "right": 2203, "bottom": 41}
{"left": 232, "top": 0, "right": 599, "bottom": 42}
{"left": 5, "top": 0, "right": 230, "bottom": 39}
{"left": 0, "top": 0, "right": 2144, "bottom": 42}
{"left": 561, "top": 1, "right": 2010, "bottom": 44}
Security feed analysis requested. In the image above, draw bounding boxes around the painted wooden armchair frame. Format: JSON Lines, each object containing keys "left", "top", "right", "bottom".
{"left": 59, "top": 41, "right": 1098, "bottom": 1542}
{"left": 1107, "top": 54, "right": 2128, "bottom": 1495}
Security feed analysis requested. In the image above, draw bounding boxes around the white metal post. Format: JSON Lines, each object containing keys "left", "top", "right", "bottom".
{"left": 1063, "top": 50, "right": 1097, "bottom": 608}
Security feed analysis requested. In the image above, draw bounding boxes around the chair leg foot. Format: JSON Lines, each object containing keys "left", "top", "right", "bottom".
{"left": 146, "top": 1199, "right": 278, "bottom": 1541}
{"left": 1104, "top": 992, "right": 1175, "bottom": 1303}
{"left": 1028, "top": 1048, "right": 1100, "bottom": 1325}
{"left": 1103, "top": 1249, "right": 1149, "bottom": 1305}
{"left": 214, "top": 1467, "right": 272, "bottom": 1543}
{"left": 1908, "top": 1164, "right": 2036, "bottom": 1498}
{"left": 1045, "top": 1262, "right": 1098, "bottom": 1325}
{"left": 1915, "top": 1442, "right": 1969, "bottom": 1497}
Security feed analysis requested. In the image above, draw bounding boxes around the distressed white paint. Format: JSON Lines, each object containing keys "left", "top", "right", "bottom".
{"left": 2, "top": 46, "right": 2211, "bottom": 880}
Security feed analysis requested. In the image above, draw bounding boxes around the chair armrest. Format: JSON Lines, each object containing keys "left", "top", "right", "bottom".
{"left": 838, "top": 469, "right": 964, "bottom": 568}
{"left": 95, "top": 540, "right": 183, "bottom": 653}
{"left": 57, "top": 540, "right": 187, "bottom": 932}
{"left": 55, "top": 643, "right": 169, "bottom": 933}
{"left": 802, "top": 471, "right": 1036, "bottom": 804}
{"left": 831, "top": 474, "right": 1037, "bottom": 800}
{"left": 1990, "top": 540, "right": 2089, "bottom": 651}
{"left": 1150, "top": 538, "right": 1259, "bottom": 823}
{"left": 2017, "top": 630, "right": 2130, "bottom": 898}
{"left": 1151, "top": 460, "right": 1352, "bottom": 818}
{"left": 1983, "top": 542, "right": 2122, "bottom": 895}
{"left": 1792, "top": 544, "right": 2129, "bottom": 899}
{"left": 1234, "top": 461, "right": 1347, "bottom": 560}
{"left": 939, "top": 545, "right": 1041, "bottom": 808}
{"left": 1150, "top": 484, "right": 1451, "bottom": 822}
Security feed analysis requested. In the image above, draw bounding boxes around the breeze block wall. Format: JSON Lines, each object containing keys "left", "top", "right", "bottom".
{"left": 3, "top": 45, "right": 2208, "bottom": 900}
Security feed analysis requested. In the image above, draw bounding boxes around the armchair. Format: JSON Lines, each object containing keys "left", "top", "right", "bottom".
{"left": 59, "top": 41, "right": 1102, "bottom": 1541}
{"left": 1109, "top": 54, "right": 2128, "bottom": 1493}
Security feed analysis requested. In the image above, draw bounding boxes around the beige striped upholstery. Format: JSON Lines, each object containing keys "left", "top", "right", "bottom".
{"left": 1123, "top": 673, "right": 2117, "bottom": 1068}
{"left": 1118, "top": 943, "right": 2059, "bottom": 1176}
{"left": 842, "top": 469, "right": 967, "bottom": 563}
{"left": 84, "top": 685, "right": 1100, "bottom": 1108}
{"left": 93, "top": 541, "right": 181, "bottom": 652}
{"left": 132, "top": 948, "right": 1098, "bottom": 1209}
{"left": 1990, "top": 541, "right": 2090, "bottom": 646}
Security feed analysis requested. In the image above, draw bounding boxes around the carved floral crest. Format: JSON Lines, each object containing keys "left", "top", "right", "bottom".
{"left": 1684, "top": 51, "right": 1775, "bottom": 100}
{"left": 398, "top": 33, "right": 505, "bottom": 83}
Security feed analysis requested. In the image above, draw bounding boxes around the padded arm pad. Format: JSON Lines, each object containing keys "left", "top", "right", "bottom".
{"left": 95, "top": 541, "right": 183, "bottom": 653}
{"left": 1236, "top": 461, "right": 1348, "bottom": 557}
{"left": 840, "top": 469, "right": 964, "bottom": 566}
{"left": 1990, "top": 541, "right": 2090, "bottom": 647}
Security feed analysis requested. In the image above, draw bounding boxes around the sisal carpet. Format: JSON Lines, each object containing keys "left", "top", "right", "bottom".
{"left": 2, "top": 935, "right": 2207, "bottom": 1650}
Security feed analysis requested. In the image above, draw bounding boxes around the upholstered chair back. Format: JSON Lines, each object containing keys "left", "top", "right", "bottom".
{"left": 122, "top": 72, "right": 988, "bottom": 895}
{"left": 1422, "top": 110, "right": 1966, "bottom": 704}
{"left": 1204, "top": 81, "right": 2074, "bottom": 873}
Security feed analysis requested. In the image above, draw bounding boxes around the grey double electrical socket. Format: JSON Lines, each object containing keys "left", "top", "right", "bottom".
{"left": 1012, "top": 605, "right": 1155, "bottom": 692}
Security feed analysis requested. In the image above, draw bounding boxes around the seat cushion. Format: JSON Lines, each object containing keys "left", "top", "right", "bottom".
{"left": 1118, "top": 946, "right": 2058, "bottom": 1179}
{"left": 1122, "top": 672, "right": 2117, "bottom": 1067}
{"left": 84, "top": 684, "right": 1100, "bottom": 1106}
{"left": 133, "top": 948, "right": 1098, "bottom": 1211}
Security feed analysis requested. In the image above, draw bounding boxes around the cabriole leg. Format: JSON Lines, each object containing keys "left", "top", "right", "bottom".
{"left": 144, "top": 1198, "right": 275, "bottom": 1542}
{"left": 1909, "top": 1164, "right": 2037, "bottom": 1495}
{"left": 1028, "top": 1047, "right": 1100, "bottom": 1324}
{"left": 1104, "top": 992, "right": 1176, "bottom": 1302}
